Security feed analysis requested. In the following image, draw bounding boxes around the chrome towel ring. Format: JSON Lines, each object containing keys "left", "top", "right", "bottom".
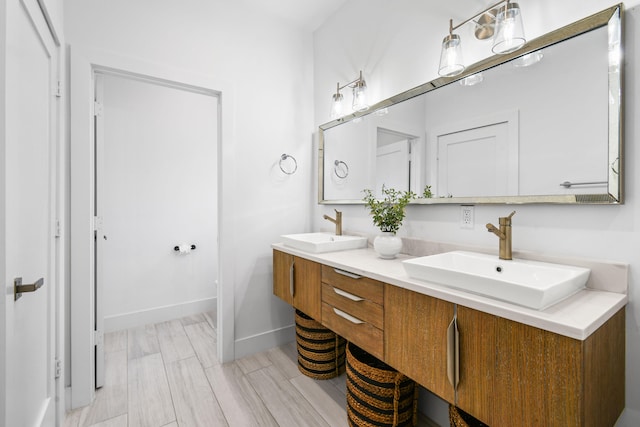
{"left": 279, "top": 154, "right": 298, "bottom": 175}
{"left": 334, "top": 160, "right": 349, "bottom": 179}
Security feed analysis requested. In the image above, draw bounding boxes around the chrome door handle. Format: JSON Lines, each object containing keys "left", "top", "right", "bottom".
{"left": 14, "top": 277, "right": 44, "bottom": 301}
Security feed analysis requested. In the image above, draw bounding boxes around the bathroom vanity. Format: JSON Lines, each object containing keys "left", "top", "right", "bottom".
{"left": 272, "top": 244, "right": 627, "bottom": 427}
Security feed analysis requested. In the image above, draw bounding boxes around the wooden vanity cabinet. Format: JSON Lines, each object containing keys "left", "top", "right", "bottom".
{"left": 321, "top": 265, "right": 385, "bottom": 359}
{"left": 384, "top": 285, "right": 456, "bottom": 403}
{"left": 273, "top": 250, "right": 625, "bottom": 426}
{"left": 272, "top": 250, "right": 321, "bottom": 320}
{"left": 457, "top": 306, "right": 625, "bottom": 427}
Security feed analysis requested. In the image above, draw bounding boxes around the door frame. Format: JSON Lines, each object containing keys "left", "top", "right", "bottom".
{"left": 69, "top": 46, "right": 237, "bottom": 408}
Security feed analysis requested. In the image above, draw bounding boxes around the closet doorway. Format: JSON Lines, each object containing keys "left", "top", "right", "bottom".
{"left": 93, "top": 72, "right": 219, "bottom": 387}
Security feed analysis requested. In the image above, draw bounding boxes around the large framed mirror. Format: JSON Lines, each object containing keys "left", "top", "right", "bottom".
{"left": 318, "top": 4, "right": 622, "bottom": 205}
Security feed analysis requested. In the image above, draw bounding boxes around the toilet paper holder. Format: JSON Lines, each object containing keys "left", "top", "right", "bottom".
{"left": 174, "top": 244, "right": 197, "bottom": 251}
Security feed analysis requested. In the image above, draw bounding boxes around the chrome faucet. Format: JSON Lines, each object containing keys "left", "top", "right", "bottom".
{"left": 323, "top": 209, "right": 342, "bottom": 236}
{"left": 486, "top": 211, "right": 516, "bottom": 260}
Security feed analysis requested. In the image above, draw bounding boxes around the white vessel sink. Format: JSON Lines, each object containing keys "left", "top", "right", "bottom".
{"left": 402, "top": 251, "right": 590, "bottom": 310}
{"left": 281, "top": 232, "right": 368, "bottom": 253}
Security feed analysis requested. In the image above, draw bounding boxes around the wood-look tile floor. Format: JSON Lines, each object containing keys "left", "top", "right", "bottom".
{"left": 63, "top": 312, "right": 433, "bottom": 427}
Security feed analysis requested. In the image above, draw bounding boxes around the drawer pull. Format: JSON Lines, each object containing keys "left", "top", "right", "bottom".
{"left": 333, "top": 287, "right": 364, "bottom": 302}
{"left": 333, "top": 268, "right": 362, "bottom": 279}
{"left": 332, "top": 307, "right": 364, "bottom": 324}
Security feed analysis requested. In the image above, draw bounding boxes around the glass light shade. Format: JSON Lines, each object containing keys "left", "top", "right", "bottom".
{"left": 330, "top": 92, "right": 344, "bottom": 119}
{"left": 438, "top": 34, "right": 465, "bottom": 77}
{"left": 492, "top": 3, "right": 526, "bottom": 54}
{"left": 513, "top": 50, "right": 543, "bottom": 67}
{"left": 459, "top": 72, "right": 484, "bottom": 86}
{"left": 352, "top": 82, "right": 369, "bottom": 112}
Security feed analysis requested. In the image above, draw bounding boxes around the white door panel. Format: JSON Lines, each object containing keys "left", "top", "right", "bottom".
{"left": 437, "top": 122, "right": 516, "bottom": 197}
{"left": 3, "top": 0, "right": 58, "bottom": 425}
{"left": 376, "top": 140, "right": 409, "bottom": 195}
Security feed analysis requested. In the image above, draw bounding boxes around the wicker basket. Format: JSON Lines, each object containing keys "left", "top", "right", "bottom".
{"left": 346, "top": 342, "right": 418, "bottom": 427}
{"left": 449, "top": 405, "right": 490, "bottom": 427}
{"left": 295, "top": 310, "right": 346, "bottom": 379}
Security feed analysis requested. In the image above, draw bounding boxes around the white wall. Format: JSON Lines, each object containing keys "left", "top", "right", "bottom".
{"left": 100, "top": 73, "right": 218, "bottom": 330}
{"left": 64, "top": 0, "right": 314, "bottom": 361}
{"left": 314, "top": 1, "right": 640, "bottom": 426}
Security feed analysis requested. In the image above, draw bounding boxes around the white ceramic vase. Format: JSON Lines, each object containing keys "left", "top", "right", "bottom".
{"left": 373, "top": 232, "right": 402, "bottom": 259}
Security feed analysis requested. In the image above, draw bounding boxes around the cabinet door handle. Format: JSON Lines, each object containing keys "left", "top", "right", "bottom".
{"left": 333, "top": 287, "right": 364, "bottom": 301}
{"left": 332, "top": 307, "right": 364, "bottom": 324}
{"left": 447, "top": 316, "right": 459, "bottom": 390}
{"left": 289, "top": 259, "right": 295, "bottom": 297}
{"left": 333, "top": 268, "right": 362, "bottom": 279}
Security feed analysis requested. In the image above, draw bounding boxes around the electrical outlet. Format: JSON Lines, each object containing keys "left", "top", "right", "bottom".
{"left": 461, "top": 205, "right": 474, "bottom": 229}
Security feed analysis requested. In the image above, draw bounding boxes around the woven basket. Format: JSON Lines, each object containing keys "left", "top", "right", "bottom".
{"left": 346, "top": 342, "right": 418, "bottom": 427}
{"left": 449, "top": 405, "right": 490, "bottom": 427}
{"left": 295, "top": 310, "right": 346, "bottom": 379}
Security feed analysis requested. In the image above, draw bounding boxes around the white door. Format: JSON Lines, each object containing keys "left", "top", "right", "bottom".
{"left": 437, "top": 122, "right": 516, "bottom": 197}
{"left": 375, "top": 140, "right": 410, "bottom": 196}
{"left": 3, "top": 0, "right": 58, "bottom": 425}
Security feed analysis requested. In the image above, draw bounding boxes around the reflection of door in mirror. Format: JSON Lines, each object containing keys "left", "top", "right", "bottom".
{"left": 436, "top": 123, "right": 515, "bottom": 197}
{"left": 376, "top": 128, "right": 420, "bottom": 197}
{"left": 431, "top": 111, "right": 519, "bottom": 198}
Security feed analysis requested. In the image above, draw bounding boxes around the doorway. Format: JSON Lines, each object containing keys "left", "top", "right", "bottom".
{"left": 69, "top": 49, "right": 234, "bottom": 407}
{"left": 92, "top": 72, "right": 219, "bottom": 387}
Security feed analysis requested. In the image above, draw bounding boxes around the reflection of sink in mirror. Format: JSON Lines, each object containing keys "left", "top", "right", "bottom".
{"left": 281, "top": 232, "right": 367, "bottom": 253}
{"left": 402, "top": 251, "right": 590, "bottom": 310}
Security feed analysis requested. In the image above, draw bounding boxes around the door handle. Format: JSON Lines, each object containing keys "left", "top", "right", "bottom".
{"left": 446, "top": 316, "right": 459, "bottom": 390}
{"left": 14, "top": 277, "right": 44, "bottom": 301}
{"left": 289, "top": 259, "right": 295, "bottom": 297}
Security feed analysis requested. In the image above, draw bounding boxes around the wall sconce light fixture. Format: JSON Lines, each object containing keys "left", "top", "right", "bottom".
{"left": 438, "top": 0, "right": 526, "bottom": 77}
{"left": 330, "top": 70, "right": 369, "bottom": 119}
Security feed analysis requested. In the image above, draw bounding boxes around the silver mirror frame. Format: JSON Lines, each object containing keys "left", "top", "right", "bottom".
{"left": 318, "top": 4, "right": 623, "bottom": 205}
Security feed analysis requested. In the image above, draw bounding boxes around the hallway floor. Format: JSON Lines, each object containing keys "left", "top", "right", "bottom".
{"left": 63, "top": 312, "right": 434, "bottom": 427}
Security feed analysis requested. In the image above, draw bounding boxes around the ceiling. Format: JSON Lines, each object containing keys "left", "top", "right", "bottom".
{"left": 239, "top": 0, "right": 495, "bottom": 32}
{"left": 238, "top": 0, "right": 349, "bottom": 31}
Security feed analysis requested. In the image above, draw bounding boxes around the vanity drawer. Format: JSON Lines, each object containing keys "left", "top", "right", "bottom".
{"left": 322, "top": 283, "right": 383, "bottom": 329}
{"left": 322, "top": 302, "right": 384, "bottom": 360}
{"left": 321, "top": 265, "right": 384, "bottom": 305}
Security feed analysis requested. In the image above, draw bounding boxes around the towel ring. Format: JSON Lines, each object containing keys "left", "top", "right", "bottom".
{"left": 334, "top": 160, "right": 349, "bottom": 179}
{"left": 279, "top": 154, "right": 297, "bottom": 175}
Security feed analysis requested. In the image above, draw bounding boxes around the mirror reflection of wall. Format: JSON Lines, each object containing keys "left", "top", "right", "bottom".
{"left": 319, "top": 5, "right": 620, "bottom": 204}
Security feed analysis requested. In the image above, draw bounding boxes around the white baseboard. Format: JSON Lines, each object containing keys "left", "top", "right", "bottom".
{"left": 234, "top": 324, "right": 295, "bottom": 359}
{"left": 103, "top": 297, "right": 216, "bottom": 332}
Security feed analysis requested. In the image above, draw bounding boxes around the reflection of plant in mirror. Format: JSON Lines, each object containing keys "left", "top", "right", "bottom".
{"left": 363, "top": 187, "right": 415, "bottom": 233}
{"left": 422, "top": 185, "right": 432, "bottom": 199}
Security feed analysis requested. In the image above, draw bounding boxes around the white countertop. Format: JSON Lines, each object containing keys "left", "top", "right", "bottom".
{"left": 272, "top": 243, "right": 628, "bottom": 341}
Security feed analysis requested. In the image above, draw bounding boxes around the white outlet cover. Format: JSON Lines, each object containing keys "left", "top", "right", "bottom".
{"left": 460, "top": 205, "right": 474, "bottom": 229}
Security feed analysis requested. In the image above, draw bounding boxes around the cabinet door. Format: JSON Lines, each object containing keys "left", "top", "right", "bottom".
{"left": 292, "top": 256, "right": 322, "bottom": 320}
{"left": 272, "top": 250, "right": 321, "bottom": 320}
{"left": 273, "top": 250, "right": 294, "bottom": 306}
{"left": 457, "top": 305, "right": 584, "bottom": 427}
{"left": 384, "top": 285, "right": 455, "bottom": 403}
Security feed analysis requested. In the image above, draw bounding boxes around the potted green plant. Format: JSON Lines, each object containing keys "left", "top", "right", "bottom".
{"left": 363, "top": 186, "right": 415, "bottom": 259}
